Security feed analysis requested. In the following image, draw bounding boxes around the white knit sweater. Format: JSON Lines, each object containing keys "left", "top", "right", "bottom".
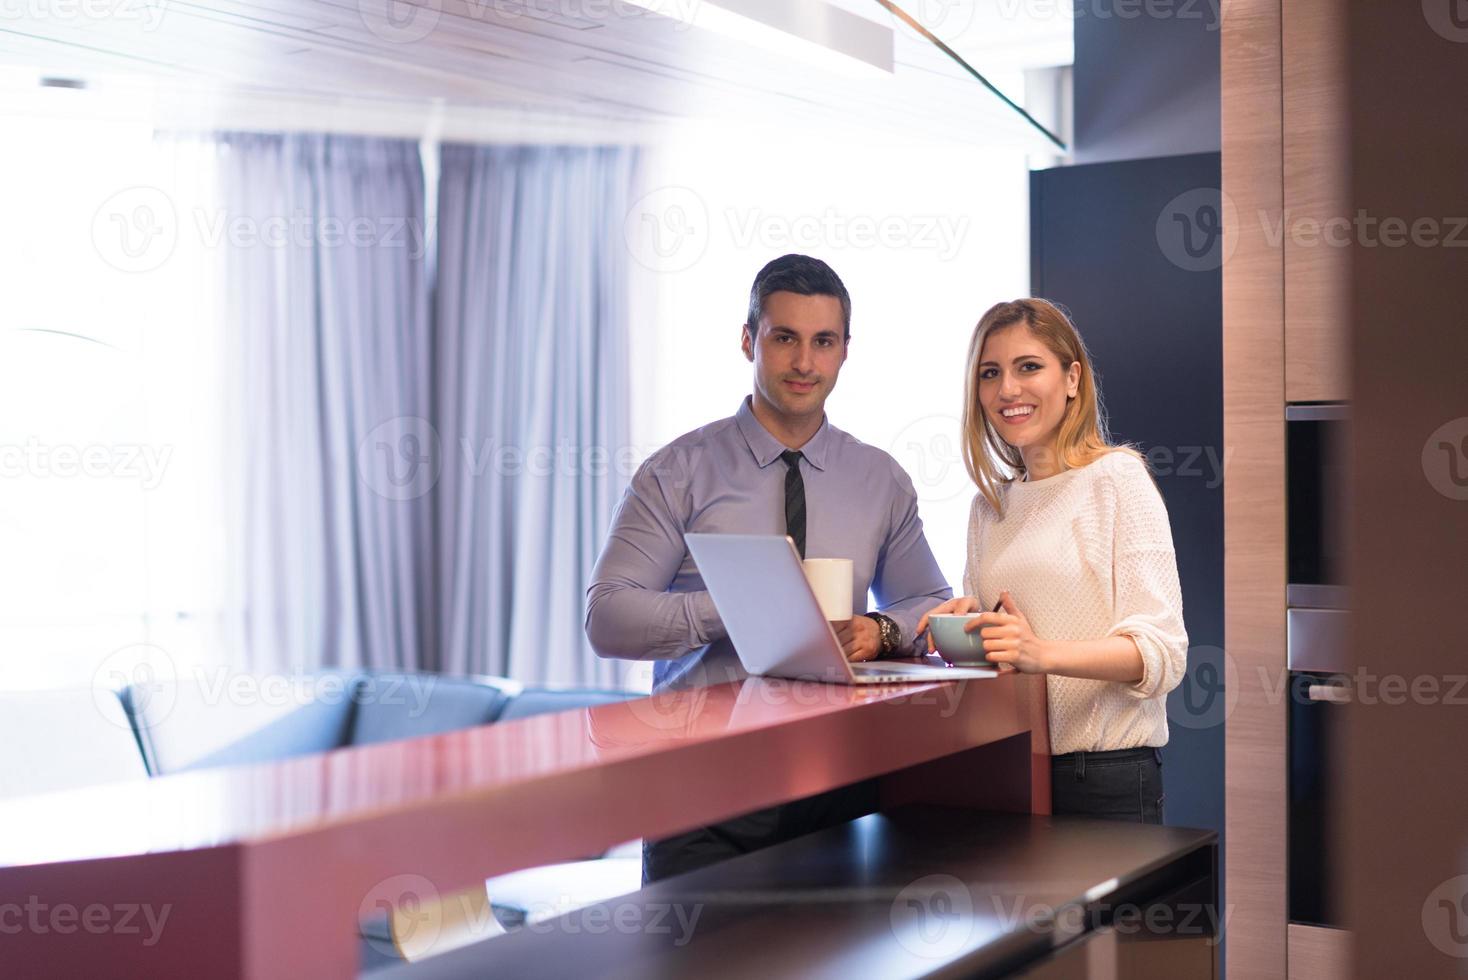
{"left": 964, "top": 450, "right": 1188, "bottom": 755}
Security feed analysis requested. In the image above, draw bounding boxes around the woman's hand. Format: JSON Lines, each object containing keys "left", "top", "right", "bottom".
{"left": 915, "top": 596, "right": 981, "bottom": 653}
{"left": 964, "top": 591, "right": 1052, "bottom": 673}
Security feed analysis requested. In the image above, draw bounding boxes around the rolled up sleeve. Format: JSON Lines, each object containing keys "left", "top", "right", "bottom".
{"left": 1105, "top": 463, "right": 1189, "bottom": 700}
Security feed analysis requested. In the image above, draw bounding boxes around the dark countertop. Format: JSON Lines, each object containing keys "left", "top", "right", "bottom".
{"left": 374, "top": 807, "right": 1218, "bottom": 980}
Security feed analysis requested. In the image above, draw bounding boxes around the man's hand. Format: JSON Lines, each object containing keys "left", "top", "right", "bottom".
{"left": 833, "top": 616, "right": 883, "bottom": 662}
{"left": 915, "top": 596, "right": 982, "bottom": 653}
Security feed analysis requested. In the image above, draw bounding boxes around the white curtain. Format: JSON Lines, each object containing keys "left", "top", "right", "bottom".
{"left": 216, "top": 135, "right": 638, "bottom": 687}
{"left": 217, "top": 133, "right": 434, "bottom": 674}
{"left": 434, "top": 144, "right": 638, "bottom": 688}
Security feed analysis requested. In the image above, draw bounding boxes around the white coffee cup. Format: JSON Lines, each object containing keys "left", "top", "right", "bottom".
{"left": 801, "top": 558, "right": 854, "bottom": 621}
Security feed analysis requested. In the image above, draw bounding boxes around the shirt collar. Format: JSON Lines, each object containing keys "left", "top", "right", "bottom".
{"left": 734, "top": 396, "right": 832, "bottom": 471}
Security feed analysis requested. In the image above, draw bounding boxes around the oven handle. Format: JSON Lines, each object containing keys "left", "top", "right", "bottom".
{"left": 1306, "top": 682, "right": 1351, "bottom": 704}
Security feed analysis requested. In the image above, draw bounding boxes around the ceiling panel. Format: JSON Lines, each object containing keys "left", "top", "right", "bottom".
{"left": 0, "top": 0, "right": 1064, "bottom": 149}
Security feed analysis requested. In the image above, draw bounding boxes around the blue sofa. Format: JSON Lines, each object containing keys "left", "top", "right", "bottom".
{"left": 116, "top": 671, "right": 633, "bottom": 777}
{"left": 4, "top": 672, "right": 635, "bottom": 798}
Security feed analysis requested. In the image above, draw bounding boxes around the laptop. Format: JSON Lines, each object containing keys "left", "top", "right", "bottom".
{"left": 684, "top": 532, "right": 998, "bottom": 685}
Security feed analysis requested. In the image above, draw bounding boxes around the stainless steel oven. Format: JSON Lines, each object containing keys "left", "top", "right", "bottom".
{"left": 1286, "top": 403, "right": 1349, "bottom": 929}
{"left": 1287, "top": 645, "right": 1348, "bottom": 928}
{"left": 1287, "top": 404, "right": 1349, "bottom": 598}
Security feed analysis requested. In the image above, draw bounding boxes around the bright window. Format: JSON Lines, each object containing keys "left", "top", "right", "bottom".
{"left": 0, "top": 92, "right": 223, "bottom": 691}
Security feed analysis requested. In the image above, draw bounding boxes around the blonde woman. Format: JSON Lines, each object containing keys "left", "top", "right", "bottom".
{"left": 916, "top": 299, "right": 1188, "bottom": 823}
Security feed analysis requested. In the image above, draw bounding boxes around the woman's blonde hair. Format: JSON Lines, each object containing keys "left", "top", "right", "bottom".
{"left": 961, "top": 298, "right": 1141, "bottom": 514}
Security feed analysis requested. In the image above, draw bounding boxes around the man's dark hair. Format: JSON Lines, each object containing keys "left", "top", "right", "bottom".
{"left": 744, "top": 254, "right": 852, "bottom": 340}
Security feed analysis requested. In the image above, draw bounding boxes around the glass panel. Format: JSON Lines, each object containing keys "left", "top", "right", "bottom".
{"left": 874, "top": 0, "right": 1068, "bottom": 151}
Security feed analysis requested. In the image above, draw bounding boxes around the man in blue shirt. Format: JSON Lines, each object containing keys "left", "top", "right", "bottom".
{"left": 586, "top": 253, "right": 952, "bottom": 880}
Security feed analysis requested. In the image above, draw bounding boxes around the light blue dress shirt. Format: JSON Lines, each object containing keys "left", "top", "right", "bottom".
{"left": 586, "top": 398, "right": 952, "bottom": 690}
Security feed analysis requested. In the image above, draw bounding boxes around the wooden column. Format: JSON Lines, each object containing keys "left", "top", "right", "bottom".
{"left": 1222, "top": 0, "right": 1288, "bottom": 977}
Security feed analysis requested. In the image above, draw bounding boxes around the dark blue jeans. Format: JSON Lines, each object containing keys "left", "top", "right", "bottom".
{"left": 1050, "top": 747, "right": 1165, "bottom": 824}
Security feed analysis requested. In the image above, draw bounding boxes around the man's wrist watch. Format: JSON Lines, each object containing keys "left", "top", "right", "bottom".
{"left": 862, "top": 612, "right": 902, "bottom": 658}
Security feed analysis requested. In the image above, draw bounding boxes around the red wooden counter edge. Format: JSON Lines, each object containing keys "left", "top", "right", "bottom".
{"left": 0, "top": 673, "right": 1049, "bottom": 980}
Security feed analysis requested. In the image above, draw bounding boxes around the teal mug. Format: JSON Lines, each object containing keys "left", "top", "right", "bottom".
{"left": 927, "top": 613, "right": 995, "bottom": 667}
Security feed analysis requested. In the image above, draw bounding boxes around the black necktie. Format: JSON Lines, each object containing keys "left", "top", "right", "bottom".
{"left": 781, "top": 450, "right": 806, "bottom": 558}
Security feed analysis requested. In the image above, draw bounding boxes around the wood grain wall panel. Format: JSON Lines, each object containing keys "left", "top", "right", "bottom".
{"left": 1222, "top": 0, "right": 1288, "bottom": 977}
{"left": 1344, "top": 2, "right": 1468, "bottom": 977}
{"left": 1287, "top": 924, "right": 1352, "bottom": 980}
{"left": 1282, "top": 0, "right": 1350, "bottom": 403}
